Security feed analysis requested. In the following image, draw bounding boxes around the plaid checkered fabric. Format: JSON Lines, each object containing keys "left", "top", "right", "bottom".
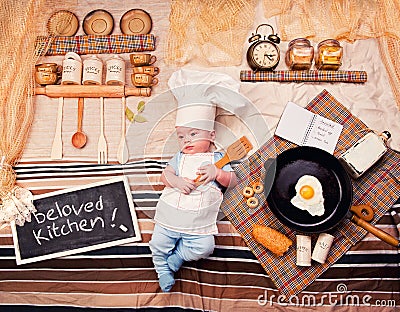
{"left": 36, "top": 34, "right": 156, "bottom": 55}
{"left": 240, "top": 70, "right": 367, "bottom": 83}
{"left": 220, "top": 89, "right": 400, "bottom": 297}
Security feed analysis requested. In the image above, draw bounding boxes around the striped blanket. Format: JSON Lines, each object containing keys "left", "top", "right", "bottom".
{"left": 0, "top": 158, "right": 398, "bottom": 311}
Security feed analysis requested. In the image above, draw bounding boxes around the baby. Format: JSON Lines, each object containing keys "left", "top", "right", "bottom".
{"left": 149, "top": 125, "right": 237, "bottom": 292}
{"left": 149, "top": 68, "right": 242, "bottom": 292}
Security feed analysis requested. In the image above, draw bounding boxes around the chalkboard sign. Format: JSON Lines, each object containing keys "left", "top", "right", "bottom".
{"left": 11, "top": 176, "right": 141, "bottom": 265}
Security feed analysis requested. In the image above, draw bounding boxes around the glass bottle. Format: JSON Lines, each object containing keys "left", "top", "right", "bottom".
{"left": 315, "top": 39, "right": 343, "bottom": 70}
{"left": 285, "top": 38, "right": 314, "bottom": 70}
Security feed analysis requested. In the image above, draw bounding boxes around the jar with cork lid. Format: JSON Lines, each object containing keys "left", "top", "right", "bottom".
{"left": 315, "top": 39, "right": 343, "bottom": 70}
{"left": 285, "top": 38, "right": 314, "bottom": 70}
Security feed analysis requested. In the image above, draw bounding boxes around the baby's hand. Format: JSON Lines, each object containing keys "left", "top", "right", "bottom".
{"left": 196, "top": 164, "right": 218, "bottom": 185}
{"left": 174, "top": 177, "right": 196, "bottom": 194}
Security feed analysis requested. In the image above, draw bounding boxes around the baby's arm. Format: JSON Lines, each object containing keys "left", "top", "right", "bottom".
{"left": 196, "top": 165, "right": 237, "bottom": 189}
{"left": 216, "top": 168, "right": 237, "bottom": 188}
{"left": 161, "top": 164, "right": 196, "bottom": 195}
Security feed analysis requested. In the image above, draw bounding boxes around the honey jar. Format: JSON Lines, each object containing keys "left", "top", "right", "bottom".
{"left": 285, "top": 38, "right": 314, "bottom": 70}
{"left": 315, "top": 39, "right": 343, "bottom": 70}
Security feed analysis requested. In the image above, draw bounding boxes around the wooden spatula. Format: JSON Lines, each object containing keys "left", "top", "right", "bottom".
{"left": 194, "top": 136, "right": 253, "bottom": 182}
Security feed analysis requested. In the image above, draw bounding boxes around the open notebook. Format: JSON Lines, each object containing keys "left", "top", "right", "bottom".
{"left": 275, "top": 101, "right": 343, "bottom": 154}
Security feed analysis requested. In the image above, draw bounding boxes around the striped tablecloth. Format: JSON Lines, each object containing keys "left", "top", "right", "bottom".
{"left": 221, "top": 89, "right": 400, "bottom": 298}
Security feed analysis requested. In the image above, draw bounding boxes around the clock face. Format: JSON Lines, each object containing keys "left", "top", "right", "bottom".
{"left": 250, "top": 41, "right": 280, "bottom": 69}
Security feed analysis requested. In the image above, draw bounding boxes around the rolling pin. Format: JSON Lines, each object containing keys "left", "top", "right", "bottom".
{"left": 34, "top": 85, "right": 151, "bottom": 98}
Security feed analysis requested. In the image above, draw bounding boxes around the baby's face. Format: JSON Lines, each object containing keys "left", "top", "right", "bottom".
{"left": 176, "top": 127, "right": 215, "bottom": 154}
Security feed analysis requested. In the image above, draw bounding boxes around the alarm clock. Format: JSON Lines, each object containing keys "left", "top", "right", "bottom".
{"left": 247, "top": 23, "right": 281, "bottom": 71}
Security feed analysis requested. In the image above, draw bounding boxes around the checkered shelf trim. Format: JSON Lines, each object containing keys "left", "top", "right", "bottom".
{"left": 36, "top": 34, "right": 156, "bottom": 55}
{"left": 220, "top": 89, "right": 400, "bottom": 297}
{"left": 240, "top": 70, "right": 367, "bottom": 83}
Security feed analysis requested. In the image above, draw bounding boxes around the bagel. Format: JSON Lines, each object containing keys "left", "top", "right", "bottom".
{"left": 242, "top": 186, "right": 254, "bottom": 198}
{"left": 253, "top": 182, "right": 264, "bottom": 194}
{"left": 246, "top": 196, "right": 259, "bottom": 208}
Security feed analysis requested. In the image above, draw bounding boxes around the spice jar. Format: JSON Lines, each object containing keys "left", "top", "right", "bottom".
{"left": 315, "top": 39, "right": 343, "bottom": 70}
{"left": 285, "top": 38, "right": 314, "bottom": 70}
{"left": 82, "top": 55, "right": 103, "bottom": 85}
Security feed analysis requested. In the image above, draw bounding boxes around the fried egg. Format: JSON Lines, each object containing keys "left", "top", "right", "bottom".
{"left": 290, "top": 175, "right": 325, "bottom": 216}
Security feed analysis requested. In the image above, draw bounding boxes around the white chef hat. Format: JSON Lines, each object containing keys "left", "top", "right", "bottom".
{"left": 168, "top": 69, "right": 241, "bottom": 131}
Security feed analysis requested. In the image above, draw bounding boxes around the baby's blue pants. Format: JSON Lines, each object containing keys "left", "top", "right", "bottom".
{"left": 149, "top": 224, "right": 215, "bottom": 278}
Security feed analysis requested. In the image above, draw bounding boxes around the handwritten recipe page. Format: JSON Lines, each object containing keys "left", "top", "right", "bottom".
{"left": 275, "top": 101, "right": 343, "bottom": 154}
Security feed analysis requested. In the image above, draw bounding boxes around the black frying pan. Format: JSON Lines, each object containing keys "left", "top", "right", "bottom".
{"left": 264, "top": 146, "right": 399, "bottom": 247}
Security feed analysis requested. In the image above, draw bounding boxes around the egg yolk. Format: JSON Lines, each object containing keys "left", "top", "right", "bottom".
{"left": 300, "top": 185, "right": 314, "bottom": 200}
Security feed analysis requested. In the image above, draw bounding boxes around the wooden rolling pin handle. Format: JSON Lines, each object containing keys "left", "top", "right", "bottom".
{"left": 351, "top": 215, "right": 400, "bottom": 248}
{"left": 34, "top": 85, "right": 123, "bottom": 97}
{"left": 35, "top": 86, "right": 46, "bottom": 95}
{"left": 125, "top": 87, "right": 151, "bottom": 97}
{"left": 34, "top": 85, "right": 151, "bottom": 98}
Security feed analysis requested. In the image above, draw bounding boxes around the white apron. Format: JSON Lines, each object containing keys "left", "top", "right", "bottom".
{"left": 154, "top": 153, "right": 223, "bottom": 235}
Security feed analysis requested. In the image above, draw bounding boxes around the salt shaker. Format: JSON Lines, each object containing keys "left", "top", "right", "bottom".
{"left": 296, "top": 235, "right": 312, "bottom": 266}
{"left": 311, "top": 233, "right": 335, "bottom": 264}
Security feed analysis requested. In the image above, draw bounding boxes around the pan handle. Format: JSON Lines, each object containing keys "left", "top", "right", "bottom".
{"left": 351, "top": 215, "right": 399, "bottom": 248}
{"left": 263, "top": 158, "right": 277, "bottom": 197}
{"left": 263, "top": 158, "right": 276, "bottom": 172}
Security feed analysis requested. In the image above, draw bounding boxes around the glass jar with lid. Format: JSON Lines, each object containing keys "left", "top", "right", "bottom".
{"left": 285, "top": 38, "right": 314, "bottom": 70}
{"left": 315, "top": 39, "right": 343, "bottom": 70}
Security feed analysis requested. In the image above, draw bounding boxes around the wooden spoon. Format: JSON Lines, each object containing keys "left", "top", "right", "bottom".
{"left": 71, "top": 97, "right": 87, "bottom": 148}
